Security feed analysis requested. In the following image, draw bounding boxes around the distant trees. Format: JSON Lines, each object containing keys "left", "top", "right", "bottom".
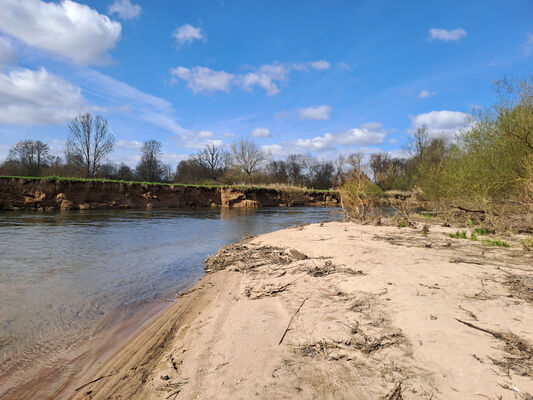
{"left": 231, "top": 139, "right": 267, "bottom": 184}
{"left": 136, "top": 140, "right": 164, "bottom": 182}
{"left": 369, "top": 152, "right": 406, "bottom": 191}
{"left": 7, "top": 140, "right": 52, "bottom": 175}
{"left": 194, "top": 144, "right": 230, "bottom": 180}
{"left": 116, "top": 163, "right": 134, "bottom": 181}
{"left": 65, "top": 113, "right": 115, "bottom": 178}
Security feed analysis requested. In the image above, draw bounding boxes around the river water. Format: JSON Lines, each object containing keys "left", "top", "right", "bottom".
{"left": 0, "top": 207, "right": 342, "bottom": 395}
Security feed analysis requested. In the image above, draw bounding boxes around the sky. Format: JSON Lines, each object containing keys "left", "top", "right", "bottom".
{"left": 0, "top": 0, "right": 532, "bottom": 167}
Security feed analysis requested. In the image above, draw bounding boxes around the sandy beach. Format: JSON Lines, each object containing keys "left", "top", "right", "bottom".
{"left": 69, "top": 221, "right": 533, "bottom": 400}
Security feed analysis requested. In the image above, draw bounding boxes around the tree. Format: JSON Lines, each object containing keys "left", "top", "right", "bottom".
{"left": 194, "top": 144, "right": 230, "bottom": 180}
{"left": 65, "top": 113, "right": 115, "bottom": 178}
{"left": 174, "top": 159, "right": 210, "bottom": 184}
{"left": 286, "top": 154, "right": 306, "bottom": 185}
{"left": 116, "top": 163, "right": 134, "bottom": 181}
{"left": 369, "top": 152, "right": 406, "bottom": 190}
{"left": 136, "top": 139, "right": 164, "bottom": 182}
{"left": 8, "top": 140, "right": 52, "bottom": 175}
{"left": 230, "top": 139, "right": 266, "bottom": 184}
{"left": 266, "top": 160, "right": 289, "bottom": 184}
{"left": 305, "top": 158, "right": 335, "bottom": 189}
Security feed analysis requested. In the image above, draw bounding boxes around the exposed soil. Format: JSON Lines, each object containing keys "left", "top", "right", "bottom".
{"left": 0, "top": 177, "right": 339, "bottom": 211}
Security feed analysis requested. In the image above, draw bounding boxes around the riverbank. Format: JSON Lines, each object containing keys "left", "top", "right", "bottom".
{"left": 0, "top": 176, "right": 339, "bottom": 211}
{"left": 0, "top": 208, "right": 341, "bottom": 400}
{"left": 66, "top": 221, "right": 532, "bottom": 399}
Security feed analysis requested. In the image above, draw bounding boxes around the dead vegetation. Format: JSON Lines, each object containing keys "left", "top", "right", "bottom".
{"left": 205, "top": 243, "right": 295, "bottom": 272}
{"left": 456, "top": 319, "right": 533, "bottom": 377}
{"left": 502, "top": 273, "right": 533, "bottom": 303}
{"left": 244, "top": 282, "right": 291, "bottom": 299}
{"left": 303, "top": 260, "right": 365, "bottom": 277}
{"left": 296, "top": 340, "right": 334, "bottom": 358}
{"left": 340, "top": 321, "right": 405, "bottom": 355}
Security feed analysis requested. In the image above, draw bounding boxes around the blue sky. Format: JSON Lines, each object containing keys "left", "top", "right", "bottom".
{"left": 0, "top": 0, "right": 532, "bottom": 167}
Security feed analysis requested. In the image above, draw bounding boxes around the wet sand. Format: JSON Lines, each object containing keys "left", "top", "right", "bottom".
{"left": 27, "top": 222, "right": 533, "bottom": 399}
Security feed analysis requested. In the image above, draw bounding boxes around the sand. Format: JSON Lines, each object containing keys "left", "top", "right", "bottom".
{"left": 71, "top": 221, "right": 533, "bottom": 399}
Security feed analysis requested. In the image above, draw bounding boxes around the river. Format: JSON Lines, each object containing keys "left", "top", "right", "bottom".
{"left": 0, "top": 207, "right": 342, "bottom": 398}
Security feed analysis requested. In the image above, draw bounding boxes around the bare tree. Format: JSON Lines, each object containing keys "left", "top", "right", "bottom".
{"left": 65, "top": 113, "right": 115, "bottom": 178}
{"left": 286, "top": 154, "right": 306, "bottom": 185}
{"left": 136, "top": 139, "right": 164, "bottom": 182}
{"left": 230, "top": 139, "right": 266, "bottom": 184}
{"left": 116, "top": 163, "right": 134, "bottom": 181}
{"left": 266, "top": 160, "right": 289, "bottom": 183}
{"left": 8, "top": 140, "right": 51, "bottom": 175}
{"left": 194, "top": 144, "right": 230, "bottom": 180}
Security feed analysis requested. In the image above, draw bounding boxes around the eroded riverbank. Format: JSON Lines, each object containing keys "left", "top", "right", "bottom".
{"left": 0, "top": 177, "right": 339, "bottom": 211}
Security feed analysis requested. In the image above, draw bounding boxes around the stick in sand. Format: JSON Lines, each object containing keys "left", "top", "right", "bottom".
{"left": 278, "top": 297, "right": 308, "bottom": 345}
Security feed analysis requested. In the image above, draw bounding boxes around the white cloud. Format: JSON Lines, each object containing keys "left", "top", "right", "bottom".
{"left": 0, "top": 36, "right": 17, "bottom": 68}
{"left": 223, "top": 132, "right": 235, "bottom": 138}
{"left": 388, "top": 138, "right": 398, "bottom": 144}
{"left": 177, "top": 130, "right": 224, "bottom": 150}
{"left": 239, "top": 64, "right": 286, "bottom": 95}
{"left": 198, "top": 130, "right": 214, "bottom": 139}
{"left": 116, "top": 140, "right": 143, "bottom": 149}
{"left": 170, "top": 66, "right": 234, "bottom": 94}
{"left": 309, "top": 60, "right": 330, "bottom": 70}
{"left": 108, "top": 0, "right": 141, "bottom": 20}
{"left": 271, "top": 123, "right": 387, "bottom": 153}
{"left": 419, "top": 89, "right": 435, "bottom": 98}
{"left": 171, "top": 60, "right": 330, "bottom": 95}
{"left": 428, "top": 28, "right": 467, "bottom": 42}
{"left": 299, "top": 105, "right": 331, "bottom": 121}
{"left": 523, "top": 32, "right": 533, "bottom": 55}
{"left": 251, "top": 128, "right": 271, "bottom": 138}
{"left": 0, "top": 0, "right": 121, "bottom": 65}
{"left": 0, "top": 67, "right": 85, "bottom": 125}
{"left": 261, "top": 144, "right": 283, "bottom": 155}
{"left": 409, "top": 110, "right": 469, "bottom": 139}
{"left": 173, "top": 24, "right": 204, "bottom": 45}
{"left": 77, "top": 68, "right": 185, "bottom": 134}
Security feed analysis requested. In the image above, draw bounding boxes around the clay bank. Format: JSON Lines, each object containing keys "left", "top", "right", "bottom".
{"left": 0, "top": 177, "right": 339, "bottom": 211}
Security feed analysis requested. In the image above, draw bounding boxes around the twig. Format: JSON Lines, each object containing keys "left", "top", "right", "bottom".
{"left": 451, "top": 205, "right": 486, "bottom": 214}
{"left": 278, "top": 297, "right": 308, "bottom": 345}
{"left": 166, "top": 390, "right": 180, "bottom": 400}
{"left": 391, "top": 205, "right": 418, "bottom": 228}
{"left": 74, "top": 374, "right": 112, "bottom": 391}
{"left": 455, "top": 318, "right": 497, "bottom": 336}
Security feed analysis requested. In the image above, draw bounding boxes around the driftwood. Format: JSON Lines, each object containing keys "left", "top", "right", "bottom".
{"left": 451, "top": 205, "right": 486, "bottom": 214}
{"left": 278, "top": 298, "right": 308, "bottom": 345}
{"left": 391, "top": 205, "right": 418, "bottom": 229}
{"left": 74, "top": 375, "right": 108, "bottom": 391}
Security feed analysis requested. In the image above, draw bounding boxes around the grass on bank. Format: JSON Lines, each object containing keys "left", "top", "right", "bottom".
{"left": 0, "top": 175, "right": 337, "bottom": 194}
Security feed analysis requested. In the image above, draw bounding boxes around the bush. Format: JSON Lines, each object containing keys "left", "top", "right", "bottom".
{"left": 340, "top": 171, "right": 383, "bottom": 222}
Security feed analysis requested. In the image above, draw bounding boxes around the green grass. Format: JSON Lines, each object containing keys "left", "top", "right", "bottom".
{"left": 449, "top": 230, "right": 468, "bottom": 239}
{"left": 482, "top": 239, "right": 510, "bottom": 247}
{"left": 449, "top": 230, "right": 478, "bottom": 241}
{"left": 522, "top": 238, "right": 533, "bottom": 250}
{"left": 0, "top": 175, "right": 337, "bottom": 194}
{"left": 474, "top": 228, "right": 489, "bottom": 236}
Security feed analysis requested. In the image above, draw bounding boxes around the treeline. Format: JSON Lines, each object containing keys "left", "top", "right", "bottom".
{"left": 341, "top": 76, "right": 533, "bottom": 229}
{"left": 0, "top": 113, "right": 345, "bottom": 189}
{"left": 2, "top": 74, "right": 531, "bottom": 207}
